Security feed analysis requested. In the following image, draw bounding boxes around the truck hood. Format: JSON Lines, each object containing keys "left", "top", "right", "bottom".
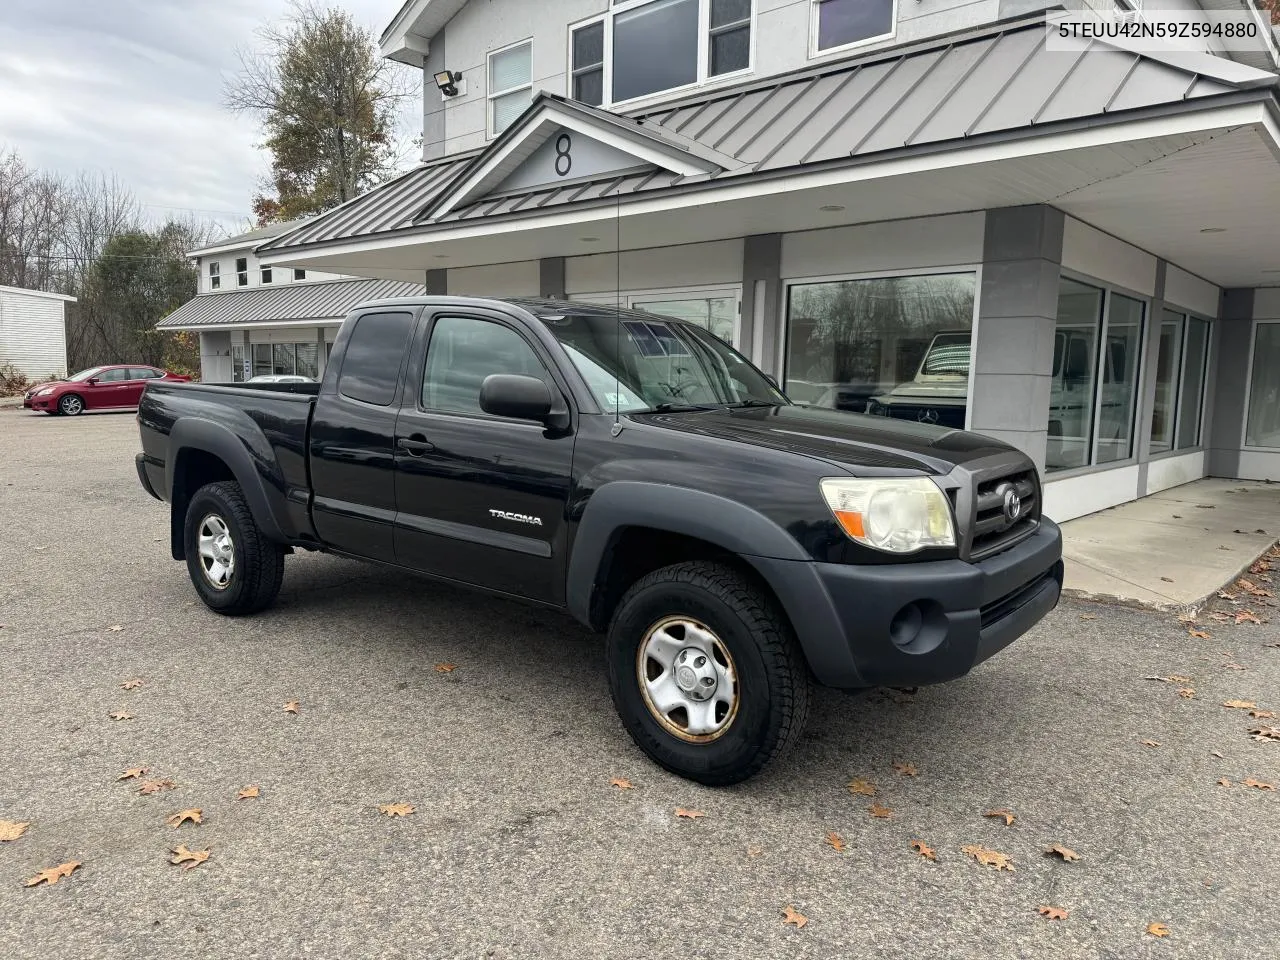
{"left": 633, "top": 405, "right": 1013, "bottom": 474}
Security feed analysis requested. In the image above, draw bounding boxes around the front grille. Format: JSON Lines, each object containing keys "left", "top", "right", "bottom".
{"left": 949, "top": 454, "right": 1042, "bottom": 562}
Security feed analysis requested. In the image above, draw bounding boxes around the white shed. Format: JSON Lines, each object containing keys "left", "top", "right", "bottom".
{"left": 0, "top": 285, "right": 74, "bottom": 379}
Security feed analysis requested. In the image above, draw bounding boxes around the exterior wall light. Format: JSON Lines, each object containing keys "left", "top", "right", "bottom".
{"left": 434, "top": 70, "right": 463, "bottom": 98}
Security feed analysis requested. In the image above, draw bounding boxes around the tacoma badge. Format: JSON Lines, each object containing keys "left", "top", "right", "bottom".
{"left": 489, "top": 509, "right": 543, "bottom": 526}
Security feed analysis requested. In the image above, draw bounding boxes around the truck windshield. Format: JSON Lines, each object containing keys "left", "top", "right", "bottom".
{"left": 541, "top": 313, "right": 788, "bottom": 413}
{"left": 919, "top": 333, "right": 972, "bottom": 378}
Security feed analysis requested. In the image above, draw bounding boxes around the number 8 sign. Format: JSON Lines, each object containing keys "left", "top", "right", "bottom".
{"left": 554, "top": 133, "right": 572, "bottom": 177}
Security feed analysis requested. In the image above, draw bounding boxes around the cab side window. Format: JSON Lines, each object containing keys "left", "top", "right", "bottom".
{"left": 338, "top": 312, "right": 415, "bottom": 406}
{"left": 421, "top": 316, "right": 548, "bottom": 415}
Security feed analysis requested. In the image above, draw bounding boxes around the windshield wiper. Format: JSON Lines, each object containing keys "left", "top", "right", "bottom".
{"left": 725, "top": 399, "right": 778, "bottom": 408}
{"left": 649, "top": 402, "right": 718, "bottom": 413}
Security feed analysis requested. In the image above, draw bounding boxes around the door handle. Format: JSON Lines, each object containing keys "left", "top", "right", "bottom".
{"left": 397, "top": 435, "right": 434, "bottom": 456}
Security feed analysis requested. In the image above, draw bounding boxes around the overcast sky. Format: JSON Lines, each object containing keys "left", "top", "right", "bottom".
{"left": 0, "top": 0, "right": 418, "bottom": 238}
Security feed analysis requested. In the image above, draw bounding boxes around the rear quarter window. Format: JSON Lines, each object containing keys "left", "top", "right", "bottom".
{"left": 338, "top": 312, "right": 415, "bottom": 406}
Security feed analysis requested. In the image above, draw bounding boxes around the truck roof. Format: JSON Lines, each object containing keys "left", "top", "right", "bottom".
{"left": 342, "top": 295, "right": 698, "bottom": 326}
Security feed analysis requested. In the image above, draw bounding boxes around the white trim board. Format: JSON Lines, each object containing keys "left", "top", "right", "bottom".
{"left": 1146, "top": 451, "right": 1208, "bottom": 496}
{"left": 1043, "top": 464, "right": 1143, "bottom": 522}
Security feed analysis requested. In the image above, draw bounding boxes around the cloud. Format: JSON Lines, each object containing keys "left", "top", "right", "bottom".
{"left": 0, "top": 0, "right": 417, "bottom": 237}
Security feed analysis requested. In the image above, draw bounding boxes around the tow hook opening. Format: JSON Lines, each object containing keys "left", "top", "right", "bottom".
{"left": 888, "top": 600, "right": 947, "bottom": 655}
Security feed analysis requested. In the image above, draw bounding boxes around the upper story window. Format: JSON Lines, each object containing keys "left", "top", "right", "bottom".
{"left": 489, "top": 40, "right": 533, "bottom": 136}
{"left": 812, "top": 0, "right": 896, "bottom": 55}
{"left": 294, "top": 268, "right": 306, "bottom": 281}
{"left": 261, "top": 266, "right": 273, "bottom": 284}
{"left": 236, "top": 257, "right": 249, "bottom": 287}
{"left": 208, "top": 261, "right": 220, "bottom": 290}
{"left": 571, "top": 0, "right": 753, "bottom": 109}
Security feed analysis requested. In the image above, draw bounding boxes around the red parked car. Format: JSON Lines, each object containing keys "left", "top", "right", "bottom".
{"left": 23, "top": 365, "right": 191, "bottom": 416}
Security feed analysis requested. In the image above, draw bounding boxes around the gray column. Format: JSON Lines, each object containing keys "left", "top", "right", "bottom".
{"left": 540, "top": 257, "right": 566, "bottom": 299}
{"left": 1134, "top": 260, "right": 1168, "bottom": 494}
{"left": 1206, "top": 288, "right": 1255, "bottom": 479}
{"left": 968, "top": 205, "right": 1066, "bottom": 474}
{"left": 741, "top": 234, "right": 781, "bottom": 374}
{"left": 424, "top": 269, "right": 448, "bottom": 295}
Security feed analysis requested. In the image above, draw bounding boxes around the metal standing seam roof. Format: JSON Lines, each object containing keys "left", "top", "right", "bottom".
{"left": 260, "top": 17, "right": 1278, "bottom": 252}
{"left": 156, "top": 278, "right": 426, "bottom": 329}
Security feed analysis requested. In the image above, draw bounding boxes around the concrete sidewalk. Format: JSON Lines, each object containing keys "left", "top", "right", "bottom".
{"left": 1059, "top": 478, "right": 1280, "bottom": 611}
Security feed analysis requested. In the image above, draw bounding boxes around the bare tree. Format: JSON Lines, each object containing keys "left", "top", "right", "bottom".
{"left": 0, "top": 150, "right": 67, "bottom": 291}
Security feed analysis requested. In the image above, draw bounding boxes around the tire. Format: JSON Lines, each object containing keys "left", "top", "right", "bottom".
{"left": 183, "top": 481, "right": 285, "bottom": 615}
{"left": 607, "top": 561, "right": 811, "bottom": 786}
{"left": 58, "top": 394, "right": 84, "bottom": 416}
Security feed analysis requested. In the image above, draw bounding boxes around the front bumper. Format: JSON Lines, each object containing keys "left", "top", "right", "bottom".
{"left": 750, "top": 519, "right": 1063, "bottom": 689}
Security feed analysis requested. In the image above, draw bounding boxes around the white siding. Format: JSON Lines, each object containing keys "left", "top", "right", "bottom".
{"left": 0, "top": 287, "right": 70, "bottom": 378}
{"left": 1062, "top": 217, "right": 1158, "bottom": 297}
{"left": 566, "top": 240, "right": 743, "bottom": 294}
{"left": 447, "top": 261, "right": 541, "bottom": 296}
{"left": 780, "top": 212, "right": 985, "bottom": 278}
{"left": 198, "top": 248, "right": 347, "bottom": 294}
{"left": 1164, "top": 265, "right": 1220, "bottom": 317}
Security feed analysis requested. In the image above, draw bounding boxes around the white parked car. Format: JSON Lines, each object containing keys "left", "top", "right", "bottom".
{"left": 246, "top": 375, "right": 315, "bottom": 384}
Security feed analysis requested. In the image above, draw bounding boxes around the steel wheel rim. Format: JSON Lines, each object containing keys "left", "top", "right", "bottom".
{"left": 197, "top": 514, "right": 235, "bottom": 590}
{"left": 62, "top": 396, "right": 82, "bottom": 414}
{"left": 637, "top": 616, "right": 739, "bottom": 743}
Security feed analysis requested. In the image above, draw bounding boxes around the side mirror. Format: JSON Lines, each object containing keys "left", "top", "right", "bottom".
{"left": 479, "top": 374, "right": 553, "bottom": 422}
{"left": 87, "top": 377, "right": 100, "bottom": 385}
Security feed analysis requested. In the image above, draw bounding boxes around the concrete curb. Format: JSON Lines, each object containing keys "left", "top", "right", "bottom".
{"left": 1063, "top": 537, "right": 1279, "bottom": 617}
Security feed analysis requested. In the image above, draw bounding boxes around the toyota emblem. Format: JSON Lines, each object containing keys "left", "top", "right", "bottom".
{"left": 1001, "top": 487, "right": 1022, "bottom": 524}
{"left": 916, "top": 408, "right": 940, "bottom": 425}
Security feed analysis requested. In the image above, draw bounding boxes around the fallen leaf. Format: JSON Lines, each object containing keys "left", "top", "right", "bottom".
{"left": 910, "top": 839, "right": 936, "bottom": 861}
{"left": 746, "top": 845, "right": 763, "bottom": 858}
{"left": 1218, "top": 778, "right": 1233, "bottom": 787}
{"left": 108, "top": 625, "right": 123, "bottom": 632}
{"left": 24, "top": 861, "right": 80, "bottom": 887}
{"left": 108, "top": 710, "right": 133, "bottom": 721}
{"left": 1160, "top": 576, "right": 1174, "bottom": 583}
{"left": 120, "top": 678, "right": 144, "bottom": 690}
{"left": 868, "top": 804, "right": 893, "bottom": 819}
{"left": 169, "top": 845, "right": 211, "bottom": 870}
{"left": 117, "top": 767, "right": 147, "bottom": 781}
{"left": 781, "top": 906, "right": 808, "bottom": 929}
{"left": 1250, "top": 726, "right": 1280, "bottom": 741}
{"left": 0, "top": 820, "right": 31, "bottom": 842}
{"left": 1223, "top": 662, "right": 1246, "bottom": 671}
{"left": 1178, "top": 688, "right": 1196, "bottom": 699}
{"left": 282, "top": 701, "right": 299, "bottom": 713}
{"left": 1045, "top": 844, "right": 1080, "bottom": 862}
{"left": 1146, "top": 922, "right": 1170, "bottom": 938}
{"left": 1237, "top": 610, "right": 1262, "bottom": 625}
{"left": 983, "top": 808, "right": 1016, "bottom": 826}
{"left": 824, "top": 832, "right": 847, "bottom": 853}
{"left": 1141, "top": 739, "right": 1160, "bottom": 748}
{"left": 1242, "top": 778, "right": 1275, "bottom": 790}
{"left": 609, "top": 777, "right": 634, "bottom": 790}
{"left": 378, "top": 802, "right": 415, "bottom": 817}
{"left": 674, "top": 808, "right": 705, "bottom": 820}
{"left": 1223, "top": 700, "right": 1257, "bottom": 710}
{"left": 1211, "top": 750, "right": 1225, "bottom": 758}
{"left": 138, "top": 779, "right": 176, "bottom": 795}
{"left": 961, "top": 844, "right": 1014, "bottom": 871}
{"left": 1038, "top": 905, "right": 1069, "bottom": 921}
{"left": 1078, "top": 613, "right": 1098, "bottom": 620}
{"left": 166, "top": 808, "right": 203, "bottom": 829}
{"left": 1219, "top": 591, "right": 1239, "bottom": 601}
{"left": 846, "top": 778, "right": 876, "bottom": 796}
{"left": 1249, "top": 709, "right": 1276, "bottom": 719}
{"left": 1189, "top": 629, "right": 1211, "bottom": 640}
{"left": 1210, "top": 612, "right": 1233, "bottom": 622}
{"left": 434, "top": 663, "right": 457, "bottom": 673}
{"left": 236, "top": 785, "right": 260, "bottom": 800}
{"left": 892, "top": 761, "right": 918, "bottom": 777}
{"left": 1168, "top": 675, "right": 1194, "bottom": 683}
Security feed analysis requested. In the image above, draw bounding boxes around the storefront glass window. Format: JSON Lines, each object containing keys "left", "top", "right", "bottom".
{"left": 633, "top": 296, "right": 736, "bottom": 346}
{"left": 1047, "top": 279, "right": 1103, "bottom": 472}
{"left": 252, "top": 343, "right": 273, "bottom": 378}
{"left": 1096, "top": 293, "right": 1144, "bottom": 464}
{"left": 784, "top": 273, "right": 976, "bottom": 427}
{"left": 1246, "top": 323, "right": 1280, "bottom": 448}
{"left": 1176, "top": 317, "right": 1209, "bottom": 450}
{"left": 1150, "top": 309, "right": 1184, "bottom": 455}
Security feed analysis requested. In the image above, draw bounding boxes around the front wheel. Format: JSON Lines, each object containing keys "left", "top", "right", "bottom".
{"left": 58, "top": 394, "right": 84, "bottom": 416}
{"left": 607, "top": 561, "right": 811, "bottom": 786}
{"left": 183, "top": 481, "right": 284, "bottom": 615}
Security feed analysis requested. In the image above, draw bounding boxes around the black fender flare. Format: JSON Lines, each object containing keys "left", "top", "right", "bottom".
{"left": 566, "top": 481, "right": 810, "bottom": 628}
{"left": 166, "top": 418, "right": 289, "bottom": 558}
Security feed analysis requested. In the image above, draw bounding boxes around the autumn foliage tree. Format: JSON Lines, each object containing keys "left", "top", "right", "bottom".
{"left": 224, "top": 2, "right": 415, "bottom": 225}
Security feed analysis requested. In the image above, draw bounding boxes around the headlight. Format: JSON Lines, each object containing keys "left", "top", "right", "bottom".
{"left": 36, "top": 387, "right": 55, "bottom": 397}
{"left": 820, "top": 477, "right": 955, "bottom": 553}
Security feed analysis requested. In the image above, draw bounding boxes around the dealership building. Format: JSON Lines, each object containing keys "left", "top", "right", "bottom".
{"left": 167, "top": 2, "right": 1280, "bottom": 522}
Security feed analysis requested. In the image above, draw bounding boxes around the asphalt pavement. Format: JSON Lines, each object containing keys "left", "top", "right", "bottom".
{"left": 1, "top": 409, "right": 1278, "bottom": 959}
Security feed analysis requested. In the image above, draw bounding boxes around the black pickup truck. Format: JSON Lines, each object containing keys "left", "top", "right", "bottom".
{"left": 136, "top": 297, "right": 1063, "bottom": 784}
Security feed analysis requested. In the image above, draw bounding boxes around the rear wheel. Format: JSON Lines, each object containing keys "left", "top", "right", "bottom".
{"left": 607, "top": 561, "right": 811, "bottom": 786}
{"left": 58, "top": 394, "right": 84, "bottom": 416}
{"left": 183, "top": 481, "right": 284, "bottom": 615}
